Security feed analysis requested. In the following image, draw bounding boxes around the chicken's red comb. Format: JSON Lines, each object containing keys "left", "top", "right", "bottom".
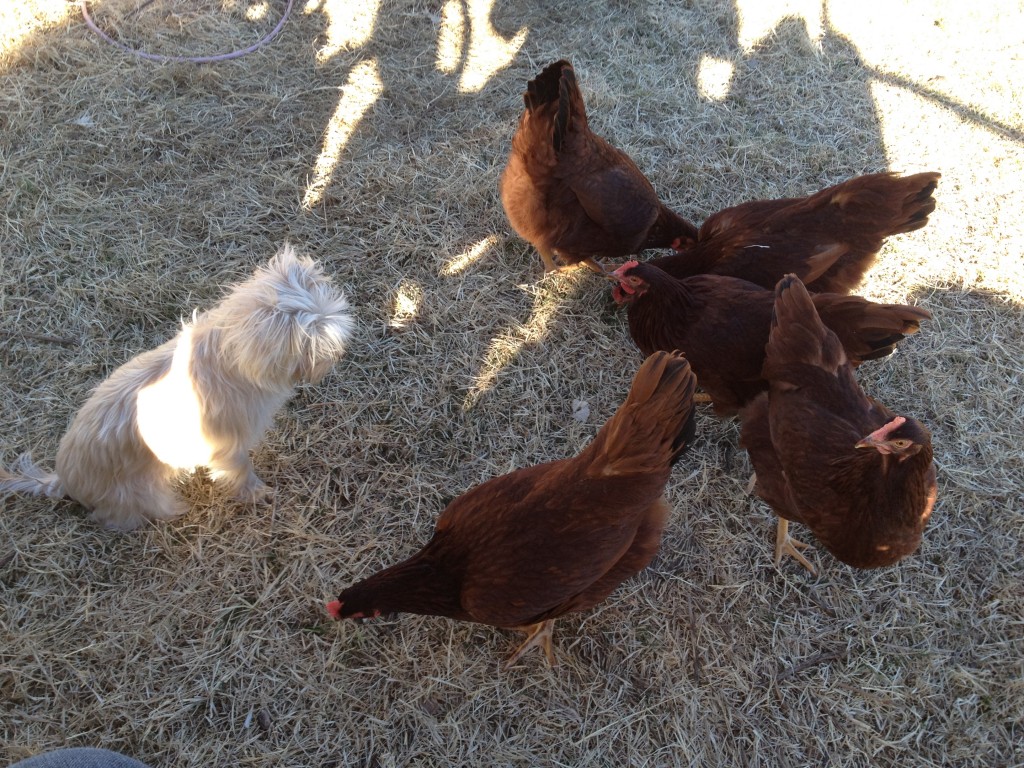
{"left": 611, "top": 260, "right": 640, "bottom": 278}
{"left": 325, "top": 600, "right": 343, "bottom": 620}
{"left": 856, "top": 416, "right": 908, "bottom": 451}
{"left": 864, "top": 416, "right": 906, "bottom": 443}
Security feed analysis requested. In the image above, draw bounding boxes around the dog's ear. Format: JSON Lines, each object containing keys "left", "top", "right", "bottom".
{"left": 294, "top": 319, "right": 354, "bottom": 385}
{"left": 296, "top": 355, "right": 336, "bottom": 385}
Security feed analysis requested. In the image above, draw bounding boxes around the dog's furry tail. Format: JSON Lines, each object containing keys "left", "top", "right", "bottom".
{"left": 0, "top": 454, "right": 66, "bottom": 499}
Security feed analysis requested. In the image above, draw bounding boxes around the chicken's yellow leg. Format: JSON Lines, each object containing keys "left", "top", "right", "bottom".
{"left": 504, "top": 619, "right": 556, "bottom": 668}
{"left": 538, "top": 248, "right": 559, "bottom": 272}
{"left": 774, "top": 518, "right": 818, "bottom": 575}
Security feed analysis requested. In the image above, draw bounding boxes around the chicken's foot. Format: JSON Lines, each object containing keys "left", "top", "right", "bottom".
{"left": 693, "top": 393, "right": 713, "bottom": 405}
{"left": 504, "top": 619, "right": 556, "bottom": 668}
{"left": 538, "top": 248, "right": 559, "bottom": 273}
{"left": 540, "top": 249, "right": 609, "bottom": 275}
{"left": 774, "top": 518, "right": 818, "bottom": 575}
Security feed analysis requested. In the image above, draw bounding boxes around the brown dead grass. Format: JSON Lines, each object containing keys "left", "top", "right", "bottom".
{"left": 2, "top": 0, "right": 1022, "bottom": 766}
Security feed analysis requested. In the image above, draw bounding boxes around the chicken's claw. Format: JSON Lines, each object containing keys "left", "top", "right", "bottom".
{"left": 504, "top": 620, "right": 556, "bottom": 668}
{"left": 774, "top": 518, "right": 818, "bottom": 575}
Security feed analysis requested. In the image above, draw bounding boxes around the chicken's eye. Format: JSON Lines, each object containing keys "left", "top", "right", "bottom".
{"left": 891, "top": 439, "right": 913, "bottom": 450}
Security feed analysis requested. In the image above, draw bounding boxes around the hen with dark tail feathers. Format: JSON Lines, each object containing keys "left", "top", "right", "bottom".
{"left": 611, "top": 260, "right": 931, "bottom": 417}
{"left": 648, "top": 171, "right": 940, "bottom": 293}
{"left": 739, "top": 274, "right": 937, "bottom": 573}
{"left": 326, "top": 351, "right": 698, "bottom": 667}
{"left": 500, "top": 59, "right": 697, "bottom": 274}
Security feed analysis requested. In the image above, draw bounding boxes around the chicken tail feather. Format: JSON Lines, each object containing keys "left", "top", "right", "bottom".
{"left": 803, "top": 171, "right": 940, "bottom": 291}
{"left": 890, "top": 171, "right": 941, "bottom": 235}
{"left": 587, "top": 351, "right": 698, "bottom": 476}
{"left": 522, "top": 59, "right": 588, "bottom": 153}
{"left": 765, "top": 274, "right": 848, "bottom": 375}
{"left": 827, "top": 171, "right": 940, "bottom": 237}
{"left": 814, "top": 294, "right": 931, "bottom": 364}
{"left": 523, "top": 59, "right": 566, "bottom": 112}
{"left": 553, "top": 63, "right": 586, "bottom": 152}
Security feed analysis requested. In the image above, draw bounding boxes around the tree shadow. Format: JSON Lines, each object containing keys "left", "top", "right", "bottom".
{"left": 0, "top": 0, "right": 965, "bottom": 430}
{"left": 896, "top": 284, "right": 1024, "bottom": 509}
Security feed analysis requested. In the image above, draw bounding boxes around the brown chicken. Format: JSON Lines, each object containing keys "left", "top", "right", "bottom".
{"left": 739, "top": 275, "right": 937, "bottom": 572}
{"left": 326, "top": 351, "right": 698, "bottom": 666}
{"left": 499, "top": 59, "right": 697, "bottom": 273}
{"left": 647, "top": 172, "right": 940, "bottom": 293}
{"left": 611, "top": 261, "right": 930, "bottom": 416}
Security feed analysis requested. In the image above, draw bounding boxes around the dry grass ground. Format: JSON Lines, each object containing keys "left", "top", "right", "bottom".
{"left": 1, "top": 0, "right": 1022, "bottom": 765}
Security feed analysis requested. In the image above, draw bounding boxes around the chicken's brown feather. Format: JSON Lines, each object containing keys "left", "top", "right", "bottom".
{"left": 500, "top": 60, "right": 697, "bottom": 270}
{"left": 765, "top": 273, "right": 851, "bottom": 376}
{"left": 329, "top": 352, "right": 699, "bottom": 661}
{"left": 740, "top": 276, "right": 937, "bottom": 569}
{"left": 614, "top": 264, "right": 929, "bottom": 416}
{"left": 649, "top": 171, "right": 940, "bottom": 292}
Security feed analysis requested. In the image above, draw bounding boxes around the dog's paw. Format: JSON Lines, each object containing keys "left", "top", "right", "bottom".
{"left": 212, "top": 466, "right": 273, "bottom": 505}
{"left": 239, "top": 481, "right": 275, "bottom": 506}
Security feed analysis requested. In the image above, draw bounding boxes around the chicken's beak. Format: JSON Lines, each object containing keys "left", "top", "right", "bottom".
{"left": 855, "top": 436, "right": 889, "bottom": 453}
{"left": 855, "top": 435, "right": 905, "bottom": 457}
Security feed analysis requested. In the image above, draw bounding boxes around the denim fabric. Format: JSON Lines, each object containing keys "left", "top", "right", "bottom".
{"left": 7, "top": 748, "right": 152, "bottom": 768}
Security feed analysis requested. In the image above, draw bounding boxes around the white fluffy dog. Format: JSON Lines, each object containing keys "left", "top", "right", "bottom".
{"left": 0, "top": 244, "right": 354, "bottom": 530}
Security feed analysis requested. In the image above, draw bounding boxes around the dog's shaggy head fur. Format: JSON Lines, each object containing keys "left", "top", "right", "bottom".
{"left": 209, "top": 244, "right": 355, "bottom": 388}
